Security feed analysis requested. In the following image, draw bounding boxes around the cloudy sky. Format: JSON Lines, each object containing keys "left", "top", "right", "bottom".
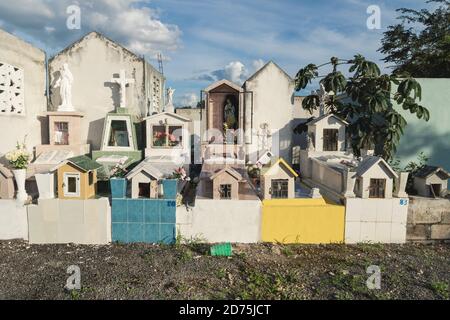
{"left": 0, "top": 0, "right": 432, "bottom": 107}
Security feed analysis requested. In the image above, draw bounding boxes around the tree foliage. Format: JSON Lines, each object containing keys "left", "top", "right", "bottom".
{"left": 294, "top": 55, "right": 430, "bottom": 160}
{"left": 379, "top": 0, "right": 450, "bottom": 77}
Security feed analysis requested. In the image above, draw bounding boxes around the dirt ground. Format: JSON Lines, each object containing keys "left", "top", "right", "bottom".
{"left": 0, "top": 240, "right": 449, "bottom": 300}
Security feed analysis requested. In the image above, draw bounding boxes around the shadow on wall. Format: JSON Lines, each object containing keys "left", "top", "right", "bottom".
{"left": 37, "top": 116, "right": 49, "bottom": 145}
{"left": 291, "top": 118, "right": 311, "bottom": 150}
{"left": 50, "top": 71, "right": 61, "bottom": 110}
{"left": 104, "top": 75, "right": 121, "bottom": 111}
{"left": 396, "top": 123, "right": 450, "bottom": 190}
{"left": 87, "top": 118, "right": 105, "bottom": 151}
{"left": 396, "top": 123, "right": 450, "bottom": 170}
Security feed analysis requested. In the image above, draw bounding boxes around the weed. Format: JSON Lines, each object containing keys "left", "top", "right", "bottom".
{"left": 431, "top": 281, "right": 449, "bottom": 299}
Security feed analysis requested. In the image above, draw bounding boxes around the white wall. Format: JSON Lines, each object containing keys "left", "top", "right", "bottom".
{"left": 49, "top": 32, "right": 164, "bottom": 150}
{"left": 27, "top": 198, "right": 111, "bottom": 244}
{"left": 177, "top": 199, "right": 261, "bottom": 243}
{"left": 0, "top": 200, "right": 29, "bottom": 240}
{"left": 345, "top": 198, "right": 408, "bottom": 244}
{"left": 244, "top": 62, "right": 294, "bottom": 163}
{"left": 311, "top": 159, "right": 343, "bottom": 193}
{"left": 0, "top": 29, "right": 46, "bottom": 157}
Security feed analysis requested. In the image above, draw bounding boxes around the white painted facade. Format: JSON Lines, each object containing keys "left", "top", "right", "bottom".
{"left": 345, "top": 198, "right": 408, "bottom": 244}
{"left": 176, "top": 199, "right": 261, "bottom": 243}
{"left": 144, "top": 112, "right": 191, "bottom": 160}
{"left": 49, "top": 32, "right": 165, "bottom": 151}
{"left": 243, "top": 61, "right": 295, "bottom": 163}
{"left": 27, "top": 198, "right": 111, "bottom": 244}
{"left": 0, "top": 200, "right": 29, "bottom": 240}
{"left": 0, "top": 29, "right": 46, "bottom": 157}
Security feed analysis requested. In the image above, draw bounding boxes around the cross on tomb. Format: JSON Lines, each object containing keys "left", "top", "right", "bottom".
{"left": 110, "top": 69, "right": 135, "bottom": 109}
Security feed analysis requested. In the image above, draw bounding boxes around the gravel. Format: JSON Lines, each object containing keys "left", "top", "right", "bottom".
{"left": 0, "top": 240, "right": 449, "bottom": 300}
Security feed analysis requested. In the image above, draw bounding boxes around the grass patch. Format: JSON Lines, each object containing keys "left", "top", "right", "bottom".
{"left": 431, "top": 280, "right": 449, "bottom": 299}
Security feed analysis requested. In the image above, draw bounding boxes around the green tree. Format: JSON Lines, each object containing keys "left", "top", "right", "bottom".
{"left": 294, "top": 55, "right": 430, "bottom": 160}
{"left": 379, "top": 0, "right": 450, "bottom": 77}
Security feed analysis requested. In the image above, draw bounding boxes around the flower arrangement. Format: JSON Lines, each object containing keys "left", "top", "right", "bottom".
{"left": 153, "top": 131, "right": 179, "bottom": 147}
{"left": 169, "top": 167, "right": 190, "bottom": 181}
{"left": 5, "top": 139, "right": 31, "bottom": 170}
{"left": 110, "top": 161, "right": 128, "bottom": 178}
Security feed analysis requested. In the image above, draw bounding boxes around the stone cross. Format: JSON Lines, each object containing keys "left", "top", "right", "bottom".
{"left": 111, "top": 70, "right": 135, "bottom": 109}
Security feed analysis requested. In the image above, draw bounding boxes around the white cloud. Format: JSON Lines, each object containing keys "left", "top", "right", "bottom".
{"left": 223, "top": 61, "right": 246, "bottom": 83}
{"left": 252, "top": 59, "right": 265, "bottom": 72}
{"left": 176, "top": 92, "right": 198, "bottom": 107}
{"left": 194, "top": 59, "right": 266, "bottom": 84}
{"left": 0, "top": 0, "right": 181, "bottom": 57}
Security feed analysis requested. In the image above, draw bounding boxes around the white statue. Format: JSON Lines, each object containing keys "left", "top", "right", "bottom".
{"left": 165, "top": 87, "right": 175, "bottom": 113}
{"left": 111, "top": 69, "right": 135, "bottom": 109}
{"left": 54, "top": 63, "right": 74, "bottom": 112}
{"left": 307, "top": 132, "right": 315, "bottom": 151}
{"left": 314, "top": 83, "right": 335, "bottom": 116}
{"left": 258, "top": 123, "right": 272, "bottom": 152}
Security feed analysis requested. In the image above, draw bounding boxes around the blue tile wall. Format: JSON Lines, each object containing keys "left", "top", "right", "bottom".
{"left": 111, "top": 198, "right": 176, "bottom": 244}
{"left": 144, "top": 201, "right": 160, "bottom": 223}
{"left": 160, "top": 224, "right": 176, "bottom": 244}
{"left": 128, "top": 200, "right": 144, "bottom": 223}
{"left": 162, "top": 179, "right": 177, "bottom": 199}
{"left": 112, "top": 200, "right": 127, "bottom": 223}
{"left": 128, "top": 223, "right": 144, "bottom": 243}
{"left": 112, "top": 223, "right": 127, "bottom": 242}
{"left": 111, "top": 178, "right": 127, "bottom": 199}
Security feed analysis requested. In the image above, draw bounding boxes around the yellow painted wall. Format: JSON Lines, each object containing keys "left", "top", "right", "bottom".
{"left": 57, "top": 163, "right": 97, "bottom": 200}
{"left": 261, "top": 198, "right": 345, "bottom": 244}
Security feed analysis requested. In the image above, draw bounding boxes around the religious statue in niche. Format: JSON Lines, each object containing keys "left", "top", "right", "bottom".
{"left": 307, "top": 132, "right": 315, "bottom": 151}
{"left": 223, "top": 95, "right": 238, "bottom": 130}
{"left": 258, "top": 123, "right": 272, "bottom": 152}
{"left": 54, "top": 63, "right": 74, "bottom": 112}
{"left": 165, "top": 87, "right": 175, "bottom": 113}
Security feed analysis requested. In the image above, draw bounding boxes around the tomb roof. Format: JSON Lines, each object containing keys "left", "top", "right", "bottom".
{"left": 415, "top": 165, "right": 450, "bottom": 179}
{"left": 306, "top": 113, "right": 348, "bottom": 126}
{"left": 355, "top": 156, "right": 398, "bottom": 179}
{"left": 52, "top": 155, "right": 102, "bottom": 172}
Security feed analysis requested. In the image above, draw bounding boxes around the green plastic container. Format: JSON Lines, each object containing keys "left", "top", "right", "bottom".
{"left": 210, "top": 243, "right": 232, "bottom": 256}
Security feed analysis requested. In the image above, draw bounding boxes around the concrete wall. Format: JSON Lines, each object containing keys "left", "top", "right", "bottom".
{"left": 176, "top": 199, "right": 261, "bottom": 243}
{"left": 261, "top": 198, "right": 345, "bottom": 244}
{"left": 311, "top": 159, "right": 343, "bottom": 193}
{"left": 244, "top": 62, "right": 294, "bottom": 163}
{"left": 407, "top": 196, "right": 450, "bottom": 242}
{"left": 0, "top": 200, "right": 28, "bottom": 240}
{"left": 0, "top": 29, "right": 46, "bottom": 157}
{"left": 49, "top": 32, "right": 164, "bottom": 151}
{"left": 27, "top": 198, "right": 111, "bottom": 244}
{"left": 345, "top": 198, "right": 408, "bottom": 244}
{"left": 394, "top": 79, "right": 450, "bottom": 189}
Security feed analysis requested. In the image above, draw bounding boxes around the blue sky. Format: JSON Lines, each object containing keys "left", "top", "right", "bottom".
{"left": 0, "top": 0, "right": 431, "bottom": 106}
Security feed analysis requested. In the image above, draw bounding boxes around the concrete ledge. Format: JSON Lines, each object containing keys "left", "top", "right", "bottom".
{"left": 176, "top": 199, "right": 261, "bottom": 243}
{"left": 27, "top": 198, "right": 111, "bottom": 244}
{"left": 0, "top": 200, "right": 28, "bottom": 240}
